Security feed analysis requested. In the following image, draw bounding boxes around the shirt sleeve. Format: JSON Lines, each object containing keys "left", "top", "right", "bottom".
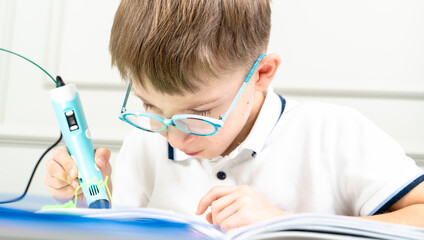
{"left": 333, "top": 107, "right": 423, "bottom": 216}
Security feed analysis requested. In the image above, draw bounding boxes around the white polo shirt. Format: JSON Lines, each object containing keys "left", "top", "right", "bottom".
{"left": 112, "top": 90, "right": 424, "bottom": 221}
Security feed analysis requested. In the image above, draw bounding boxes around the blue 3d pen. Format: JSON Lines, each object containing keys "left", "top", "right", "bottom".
{"left": 50, "top": 77, "right": 110, "bottom": 208}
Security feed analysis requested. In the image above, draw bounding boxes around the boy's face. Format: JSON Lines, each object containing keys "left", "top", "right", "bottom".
{"left": 133, "top": 68, "right": 261, "bottom": 159}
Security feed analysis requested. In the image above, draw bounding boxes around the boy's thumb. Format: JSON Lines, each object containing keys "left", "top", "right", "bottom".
{"left": 94, "top": 148, "right": 112, "bottom": 175}
{"left": 94, "top": 148, "right": 113, "bottom": 200}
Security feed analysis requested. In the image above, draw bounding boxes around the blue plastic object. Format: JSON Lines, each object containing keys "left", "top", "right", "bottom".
{"left": 50, "top": 84, "right": 109, "bottom": 208}
{"left": 0, "top": 206, "right": 210, "bottom": 240}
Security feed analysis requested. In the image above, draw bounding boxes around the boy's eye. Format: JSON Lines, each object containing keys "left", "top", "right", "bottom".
{"left": 143, "top": 102, "right": 211, "bottom": 116}
{"left": 143, "top": 103, "right": 153, "bottom": 111}
{"left": 190, "top": 109, "right": 211, "bottom": 116}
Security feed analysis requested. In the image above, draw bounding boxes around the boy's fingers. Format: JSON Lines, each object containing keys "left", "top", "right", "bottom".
{"left": 94, "top": 148, "right": 111, "bottom": 169}
{"left": 76, "top": 186, "right": 83, "bottom": 195}
{"left": 94, "top": 148, "right": 113, "bottom": 195}
{"left": 206, "top": 212, "right": 213, "bottom": 224}
{"left": 210, "top": 191, "right": 239, "bottom": 225}
{"left": 196, "top": 186, "right": 238, "bottom": 215}
{"left": 213, "top": 200, "right": 239, "bottom": 226}
{"left": 44, "top": 174, "right": 68, "bottom": 190}
{"left": 49, "top": 185, "right": 77, "bottom": 203}
{"left": 46, "top": 158, "right": 75, "bottom": 185}
{"left": 52, "top": 146, "right": 78, "bottom": 179}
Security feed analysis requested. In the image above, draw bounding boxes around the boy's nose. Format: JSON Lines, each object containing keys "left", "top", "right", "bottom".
{"left": 162, "top": 126, "right": 196, "bottom": 150}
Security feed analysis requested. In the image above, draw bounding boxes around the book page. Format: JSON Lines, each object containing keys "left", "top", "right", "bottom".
{"left": 224, "top": 213, "right": 424, "bottom": 240}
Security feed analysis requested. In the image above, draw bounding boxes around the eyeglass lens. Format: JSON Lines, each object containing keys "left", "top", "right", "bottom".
{"left": 124, "top": 115, "right": 164, "bottom": 131}
{"left": 124, "top": 115, "right": 216, "bottom": 135}
{"left": 173, "top": 118, "right": 216, "bottom": 135}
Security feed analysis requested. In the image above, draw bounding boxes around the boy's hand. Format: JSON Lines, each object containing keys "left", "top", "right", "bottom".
{"left": 196, "top": 185, "right": 289, "bottom": 230}
{"left": 44, "top": 146, "right": 113, "bottom": 205}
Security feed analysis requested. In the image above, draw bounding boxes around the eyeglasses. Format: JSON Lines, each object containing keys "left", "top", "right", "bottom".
{"left": 118, "top": 54, "right": 266, "bottom": 136}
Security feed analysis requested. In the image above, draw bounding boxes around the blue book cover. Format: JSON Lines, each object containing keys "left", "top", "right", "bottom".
{"left": 2, "top": 206, "right": 424, "bottom": 240}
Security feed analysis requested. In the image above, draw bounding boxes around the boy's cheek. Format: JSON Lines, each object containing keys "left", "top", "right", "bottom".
{"left": 159, "top": 131, "right": 167, "bottom": 139}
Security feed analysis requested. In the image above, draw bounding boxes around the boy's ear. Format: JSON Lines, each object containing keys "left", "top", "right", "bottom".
{"left": 254, "top": 53, "right": 281, "bottom": 91}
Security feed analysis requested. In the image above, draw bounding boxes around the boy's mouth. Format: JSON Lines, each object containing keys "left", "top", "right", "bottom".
{"left": 184, "top": 150, "right": 203, "bottom": 156}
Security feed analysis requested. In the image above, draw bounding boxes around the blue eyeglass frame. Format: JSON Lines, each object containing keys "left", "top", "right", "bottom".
{"left": 119, "top": 53, "right": 266, "bottom": 136}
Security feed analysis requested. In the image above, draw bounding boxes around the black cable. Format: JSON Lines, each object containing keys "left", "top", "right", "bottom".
{"left": 0, "top": 132, "right": 63, "bottom": 204}
{"left": 0, "top": 49, "right": 65, "bottom": 204}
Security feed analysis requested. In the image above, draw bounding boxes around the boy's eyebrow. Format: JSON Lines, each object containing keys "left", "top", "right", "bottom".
{"left": 187, "top": 97, "right": 221, "bottom": 109}
{"left": 136, "top": 95, "right": 150, "bottom": 104}
{"left": 136, "top": 94, "right": 221, "bottom": 110}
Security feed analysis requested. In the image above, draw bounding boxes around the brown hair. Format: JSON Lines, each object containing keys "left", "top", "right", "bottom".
{"left": 110, "top": 0, "right": 271, "bottom": 95}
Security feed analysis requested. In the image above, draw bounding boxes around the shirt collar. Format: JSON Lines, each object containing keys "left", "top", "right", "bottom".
{"left": 236, "top": 91, "right": 283, "bottom": 155}
{"left": 169, "top": 90, "right": 284, "bottom": 162}
{"left": 168, "top": 143, "right": 190, "bottom": 161}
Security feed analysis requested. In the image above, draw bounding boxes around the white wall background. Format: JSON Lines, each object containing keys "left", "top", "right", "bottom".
{"left": 0, "top": 0, "right": 423, "bottom": 201}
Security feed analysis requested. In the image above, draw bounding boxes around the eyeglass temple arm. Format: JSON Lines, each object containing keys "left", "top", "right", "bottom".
{"left": 219, "top": 54, "right": 266, "bottom": 122}
{"left": 219, "top": 81, "right": 248, "bottom": 122}
{"left": 120, "top": 81, "right": 133, "bottom": 113}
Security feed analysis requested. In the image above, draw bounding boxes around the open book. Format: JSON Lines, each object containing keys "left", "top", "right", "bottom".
{"left": 1, "top": 206, "right": 424, "bottom": 240}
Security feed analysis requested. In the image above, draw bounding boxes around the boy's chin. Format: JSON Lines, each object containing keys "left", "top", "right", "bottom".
{"left": 193, "top": 150, "right": 221, "bottom": 159}
{"left": 179, "top": 147, "right": 226, "bottom": 159}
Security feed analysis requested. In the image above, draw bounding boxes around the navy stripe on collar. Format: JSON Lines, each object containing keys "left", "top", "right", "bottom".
{"left": 168, "top": 143, "right": 175, "bottom": 160}
{"left": 277, "top": 94, "right": 286, "bottom": 124}
{"left": 372, "top": 174, "right": 424, "bottom": 215}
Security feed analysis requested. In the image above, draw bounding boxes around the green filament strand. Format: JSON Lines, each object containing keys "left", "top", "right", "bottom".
{"left": 41, "top": 175, "right": 112, "bottom": 210}
{"left": 0, "top": 47, "right": 58, "bottom": 87}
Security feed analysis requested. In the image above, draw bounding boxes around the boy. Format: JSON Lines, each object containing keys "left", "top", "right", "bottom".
{"left": 44, "top": 0, "right": 424, "bottom": 230}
